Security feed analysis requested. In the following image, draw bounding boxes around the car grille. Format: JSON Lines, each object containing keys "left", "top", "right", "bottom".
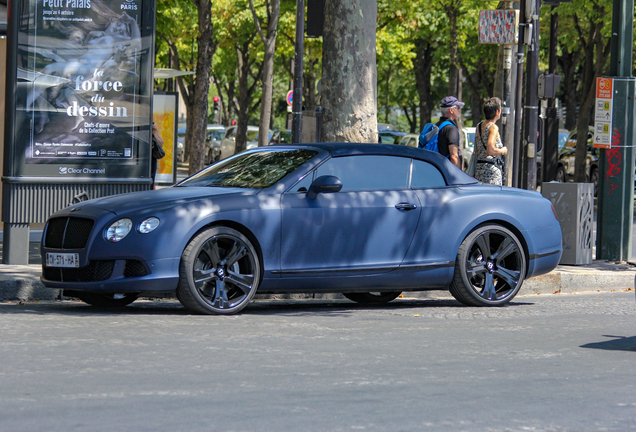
{"left": 44, "top": 217, "right": 94, "bottom": 249}
{"left": 43, "top": 260, "right": 115, "bottom": 282}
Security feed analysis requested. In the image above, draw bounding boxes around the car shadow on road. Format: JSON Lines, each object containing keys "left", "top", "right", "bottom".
{"left": 580, "top": 335, "right": 636, "bottom": 352}
{"left": 0, "top": 297, "right": 535, "bottom": 316}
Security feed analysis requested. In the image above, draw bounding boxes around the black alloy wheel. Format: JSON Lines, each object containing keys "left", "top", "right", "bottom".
{"left": 450, "top": 224, "right": 526, "bottom": 306}
{"left": 177, "top": 226, "right": 261, "bottom": 315}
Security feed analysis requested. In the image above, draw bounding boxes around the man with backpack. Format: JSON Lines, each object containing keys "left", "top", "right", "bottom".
{"left": 419, "top": 96, "right": 464, "bottom": 169}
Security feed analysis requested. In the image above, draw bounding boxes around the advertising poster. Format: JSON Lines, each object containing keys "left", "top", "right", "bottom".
{"left": 152, "top": 93, "right": 177, "bottom": 184}
{"left": 10, "top": 0, "right": 154, "bottom": 180}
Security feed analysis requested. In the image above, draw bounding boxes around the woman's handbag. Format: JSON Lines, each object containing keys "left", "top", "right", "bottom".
{"left": 152, "top": 137, "right": 166, "bottom": 160}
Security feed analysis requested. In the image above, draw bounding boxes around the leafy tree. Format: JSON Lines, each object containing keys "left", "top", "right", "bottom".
{"left": 555, "top": 0, "right": 612, "bottom": 182}
{"left": 155, "top": 0, "right": 215, "bottom": 175}
{"left": 249, "top": 0, "right": 281, "bottom": 147}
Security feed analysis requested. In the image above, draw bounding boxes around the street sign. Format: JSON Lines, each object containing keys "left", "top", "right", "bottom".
{"left": 478, "top": 10, "right": 518, "bottom": 45}
{"left": 286, "top": 90, "right": 294, "bottom": 106}
{"left": 594, "top": 77, "right": 614, "bottom": 149}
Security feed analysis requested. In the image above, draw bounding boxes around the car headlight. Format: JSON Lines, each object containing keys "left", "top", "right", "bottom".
{"left": 105, "top": 218, "right": 132, "bottom": 242}
{"left": 138, "top": 217, "right": 160, "bottom": 234}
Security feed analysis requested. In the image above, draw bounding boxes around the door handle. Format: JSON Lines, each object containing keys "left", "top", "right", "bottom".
{"left": 395, "top": 203, "right": 417, "bottom": 211}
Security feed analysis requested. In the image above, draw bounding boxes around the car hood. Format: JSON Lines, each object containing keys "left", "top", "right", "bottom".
{"left": 73, "top": 187, "right": 259, "bottom": 216}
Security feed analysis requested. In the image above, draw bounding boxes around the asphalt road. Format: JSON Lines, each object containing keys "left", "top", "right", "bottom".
{"left": 1, "top": 291, "right": 635, "bottom": 432}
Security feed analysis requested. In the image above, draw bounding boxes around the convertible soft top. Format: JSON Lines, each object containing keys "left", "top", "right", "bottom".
{"left": 275, "top": 142, "right": 479, "bottom": 186}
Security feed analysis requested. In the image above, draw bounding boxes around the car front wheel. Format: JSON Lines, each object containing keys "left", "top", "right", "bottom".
{"left": 555, "top": 165, "right": 566, "bottom": 182}
{"left": 343, "top": 292, "right": 401, "bottom": 304}
{"left": 449, "top": 224, "right": 526, "bottom": 306}
{"left": 177, "top": 226, "right": 261, "bottom": 315}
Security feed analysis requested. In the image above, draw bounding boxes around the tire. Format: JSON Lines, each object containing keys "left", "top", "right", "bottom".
{"left": 68, "top": 291, "right": 138, "bottom": 308}
{"left": 176, "top": 226, "right": 261, "bottom": 315}
{"left": 343, "top": 292, "right": 401, "bottom": 304}
{"left": 449, "top": 224, "right": 526, "bottom": 306}
{"left": 555, "top": 165, "right": 566, "bottom": 182}
{"left": 207, "top": 149, "right": 215, "bottom": 165}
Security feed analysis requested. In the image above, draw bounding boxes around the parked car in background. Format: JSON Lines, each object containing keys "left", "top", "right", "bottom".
{"left": 555, "top": 127, "right": 598, "bottom": 194}
{"left": 462, "top": 127, "right": 476, "bottom": 172}
{"left": 219, "top": 125, "right": 264, "bottom": 160}
{"left": 379, "top": 130, "right": 406, "bottom": 144}
{"left": 377, "top": 123, "right": 399, "bottom": 132}
{"left": 40, "top": 143, "right": 562, "bottom": 314}
{"left": 270, "top": 129, "right": 292, "bottom": 145}
{"left": 205, "top": 124, "right": 225, "bottom": 164}
{"left": 399, "top": 134, "right": 419, "bottom": 147}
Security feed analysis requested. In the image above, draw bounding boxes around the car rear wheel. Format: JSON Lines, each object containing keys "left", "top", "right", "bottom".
{"left": 449, "top": 224, "right": 526, "bottom": 306}
{"left": 67, "top": 291, "right": 139, "bottom": 308}
{"left": 177, "top": 226, "right": 261, "bottom": 315}
{"left": 343, "top": 292, "right": 401, "bottom": 304}
{"left": 555, "top": 165, "right": 566, "bottom": 182}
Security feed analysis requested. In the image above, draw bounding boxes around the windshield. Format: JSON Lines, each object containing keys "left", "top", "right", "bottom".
{"left": 210, "top": 130, "right": 225, "bottom": 140}
{"left": 178, "top": 149, "right": 318, "bottom": 189}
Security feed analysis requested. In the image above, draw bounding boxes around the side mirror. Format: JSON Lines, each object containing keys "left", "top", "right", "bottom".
{"left": 307, "top": 175, "right": 343, "bottom": 200}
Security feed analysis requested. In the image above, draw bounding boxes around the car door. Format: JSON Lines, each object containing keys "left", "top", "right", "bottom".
{"left": 279, "top": 155, "right": 422, "bottom": 276}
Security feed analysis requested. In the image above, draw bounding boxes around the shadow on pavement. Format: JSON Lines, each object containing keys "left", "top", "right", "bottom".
{"left": 580, "top": 335, "right": 636, "bottom": 352}
{"left": 0, "top": 296, "right": 535, "bottom": 316}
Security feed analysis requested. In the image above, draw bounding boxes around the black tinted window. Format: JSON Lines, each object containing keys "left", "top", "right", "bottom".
{"left": 179, "top": 149, "right": 318, "bottom": 189}
{"left": 315, "top": 156, "right": 410, "bottom": 191}
{"left": 411, "top": 160, "right": 446, "bottom": 188}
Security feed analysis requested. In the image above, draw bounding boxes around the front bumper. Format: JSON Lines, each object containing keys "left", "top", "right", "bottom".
{"left": 41, "top": 257, "right": 181, "bottom": 293}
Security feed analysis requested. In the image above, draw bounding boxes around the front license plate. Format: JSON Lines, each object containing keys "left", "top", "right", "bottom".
{"left": 46, "top": 253, "right": 80, "bottom": 268}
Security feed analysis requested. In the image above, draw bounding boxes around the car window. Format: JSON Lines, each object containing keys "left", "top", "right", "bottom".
{"left": 247, "top": 130, "right": 259, "bottom": 141}
{"left": 558, "top": 132, "right": 568, "bottom": 151}
{"left": 315, "top": 155, "right": 410, "bottom": 191}
{"left": 179, "top": 149, "right": 318, "bottom": 189}
{"left": 466, "top": 132, "right": 475, "bottom": 149}
{"left": 411, "top": 160, "right": 446, "bottom": 189}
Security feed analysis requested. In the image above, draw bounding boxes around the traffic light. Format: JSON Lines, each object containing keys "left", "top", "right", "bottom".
{"left": 213, "top": 96, "right": 220, "bottom": 112}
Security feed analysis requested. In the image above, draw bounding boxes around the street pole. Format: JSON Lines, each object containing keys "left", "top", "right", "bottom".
{"left": 512, "top": 0, "right": 526, "bottom": 188}
{"left": 542, "top": 6, "right": 559, "bottom": 183}
{"left": 521, "top": 0, "right": 540, "bottom": 191}
{"left": 596, "top": 0, "right": 635, "bottom": 261}
{"left": 291, "top": 0, "right": 305, "bottom": 144}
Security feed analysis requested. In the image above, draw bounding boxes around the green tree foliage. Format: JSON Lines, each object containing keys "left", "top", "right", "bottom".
{"left": 548, "top": 0, "right": 612, "bottom": 182}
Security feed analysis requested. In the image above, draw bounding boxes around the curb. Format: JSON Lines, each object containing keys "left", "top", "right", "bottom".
{"left": 1, "top": 264, "right": 634, "bottom": 303}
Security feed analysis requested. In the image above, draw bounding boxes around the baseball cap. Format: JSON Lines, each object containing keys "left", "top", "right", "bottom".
{"left": 440, "top": 96, "right": 465, "bottom": 108}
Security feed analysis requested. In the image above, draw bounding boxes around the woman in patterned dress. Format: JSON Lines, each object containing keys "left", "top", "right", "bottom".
{"left": 474, "top": 97, "right": 508, "bottom": 185}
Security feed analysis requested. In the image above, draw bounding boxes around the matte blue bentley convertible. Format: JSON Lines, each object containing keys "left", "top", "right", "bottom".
{"left": 41, "top": 143, "right": 562, "bottom": 314}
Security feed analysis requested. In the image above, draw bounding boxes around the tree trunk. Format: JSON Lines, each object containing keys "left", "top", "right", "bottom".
{"left": 187, "top": 0, "right": 214, "bottom": 175}
{"left": 321, "top": 0, "right": 378, "bottom": 143}
{"left": 412, "top": 38, "right": 435, "bottom": 131}
{"left": 444, "top": 0, "right": 461, "bottom": 97}
{"left": 235, "top": 42, "right": 252, "bottom": 154}
{"left": 558, "top": 48, "right": 580, "bottom": 131}
{"left": 250, "top": 0, "right": 280, "bottom": 148}
{"left": 573, "top": 7, "right": 610, "bottom": 182}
